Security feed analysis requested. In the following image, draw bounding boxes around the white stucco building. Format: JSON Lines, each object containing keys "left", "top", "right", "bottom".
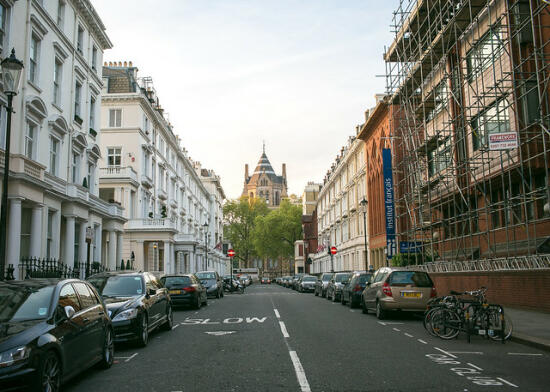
{"left": 0, "top": 0, "right": 126, "bottom": 279}
{"left": 99, "top": 62, "right": 227, "bottom": 275}
{"left": 311, "top": 133, "right": 369, "bottom": 273}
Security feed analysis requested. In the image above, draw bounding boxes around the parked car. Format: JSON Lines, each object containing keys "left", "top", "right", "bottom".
{"left": 326, "top": 272, "right": 352, "bottom": 302}
{"left": 282, "top": 276, "right": 292, "bottom": 287}
{"left": 196, "top": 271, "right": 224, "bottom": 298}
{"left": 88, "top": 271, "right": 173, "bottom": 347}
{"left": 297, "top": 275, "right": 317, "bottom": 293}
{"left": 0, "top": 278, "right": 113, "bottom": 392}
{"left": 260, "top": 277, "right": 271, "bottom": 284}
{"left": 314, "top": 273, "right": 334, "bottom": 297}
{"left": 291, "top": 274, "right": 305, "bottom": 290}
{"left": 361, "top": 267, "right": 436, "bottom": 319}
{"left": 341, "top": 271, "right": 373, "bottom": 308}
{"left": 161, "top": 274, "right": 207, "bottom": 309}
{"left": 239, "top": 275, "right": 252, "bottom": 286}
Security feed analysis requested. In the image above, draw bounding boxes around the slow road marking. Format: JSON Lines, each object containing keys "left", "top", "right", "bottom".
{"left": 205, "top": 331, "right": 236, "bottom": 336}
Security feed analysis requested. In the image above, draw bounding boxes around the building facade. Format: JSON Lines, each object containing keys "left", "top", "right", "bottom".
{"left": 311, "top": 133, "right": 368, "bottom": 273}
{"left": 299, "top": 182, "right": 321, "bottom": 274}
{"left": 99, "top": 62, "right": 226, "bottom": 275}
{"left": 242, "top": 148, "right": 287, "bottom": 208}
{"left": 0, "top": 0, "right": 127, "bottom": 279}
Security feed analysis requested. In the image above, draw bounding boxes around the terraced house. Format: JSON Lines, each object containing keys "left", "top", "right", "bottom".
{"left": 0, "top": 0, "right": 126, "bottom": 279}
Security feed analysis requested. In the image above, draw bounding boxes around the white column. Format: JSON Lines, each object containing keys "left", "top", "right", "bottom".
{"left": 30, "top": 204, "right": 43, "bottom": 258}
{"left": 64, "top": 216, "right": 76, "bottom": 268}
{"left": 52, "top": 210, "right": 61, "bottom": 260}
{"left": 94, "top": 224, "right": 102, "bottom": 263}
{"left": 163, "top": 241, "right": 170, "bottom": 273}
{"left": 117, "top": 232, "right": 123, "bottom": 268}
{"left": 108, "top": 230, "right": 117, "bottom": 270}
{"left": 7, "top": 198, "right": 23, "bottom": 279}
{"left": 78, "top": 221, "right": 87, "bottom": 263}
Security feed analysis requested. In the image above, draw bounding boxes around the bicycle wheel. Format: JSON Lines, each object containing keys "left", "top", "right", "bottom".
{"left": 423, "top": 308, "right": 441, "bottom": 337}
{"left": 488, "top": 311, "right": 513, "bottom": 341}
{"left": 430, "top": 308, "right": 461, "bottom": 340}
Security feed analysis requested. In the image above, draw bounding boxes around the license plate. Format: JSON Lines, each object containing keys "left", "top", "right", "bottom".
{"left": 169, "top": 290, "right": 182, "bottom": 295}
{"left": 401, "top": 292, "right": 421, "bottom": 298}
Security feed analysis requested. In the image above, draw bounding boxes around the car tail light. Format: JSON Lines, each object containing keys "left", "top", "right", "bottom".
{"left": 183, "top": 286, "right": 196, "bottom": 293}
{"left": 430, "top": 286, "right": 437, "bottom": 298}
{"left": 353, "top": 284, "right": 362, "bottom": 292}
{"left": 382, "top": 282, "right": 393, "bottom": 297}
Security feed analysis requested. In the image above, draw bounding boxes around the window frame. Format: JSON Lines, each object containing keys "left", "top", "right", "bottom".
{"left": 107, "top": 147, "right": 122, "bottom": 168}
{"left": 29, "top": 33, "right": 41, "bottom": 85}
{"left": 109, "top": 108, "right": 122, "bottom": 128}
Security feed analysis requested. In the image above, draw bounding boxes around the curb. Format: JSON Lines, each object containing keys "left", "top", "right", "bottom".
{"left": 511, "top": 332, "right": 550, "bottom": 352}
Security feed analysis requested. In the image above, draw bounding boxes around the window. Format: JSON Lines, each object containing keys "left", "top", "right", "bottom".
{"left": 53, "top": 59, "right": 62, "bottom": 105}
{"left": 89, "top": 96, "right": 96, "bottom": 130}
{"left": 428, "top": 137, "right": 452, "bottom": 176}
{"left": 72, "top": 152, "right": 80, "bottom": 183}
{"left": 143, "top": 114, "right": 149, "bottom": 132}
{"left": 490, "top": 189, "right": 502, "bottom": 229}
{"left": 427, "top": 81, "right": 449, "bottom": 121}
{"left": 88, "top": 163, "right": 95, "bottom": 193}
{"left": 73, "top": 283, "right": 96, "bottom": 309}
{"left": 49, "top": 137, "right": 59, "bottom": 175}
{"left": 29, "top": 35, "right": 40, "bottom": 84}
{"left": 58, "top": 284, "right": 81, "bottom": 312}
{"left": 109, "top": 109, "right": 122, "bottom": 127}
{"left": 0, "top": 4, "right": 7, "bottom": 52}
{"left": 57, "top": 1, "right": 65, "bottom": 28}
{"left": 107, "top": 147, "right": 122, "bottom": 167}
{"left": 91, "top": 45, "right": 97, "bottom": 70}
{"left": 467, "top": 29, "right": 504, "bottom": 81}
{"left": 74, "top": 81, "right": 82, "bottom": 118}
{"left": 471, "top": 99, "right": 510, "bottom": 151}
{"left": 77, "top": 25, "right": 84, "bottom": 54}
{"left": 25, "top": 123, "right": 36, "bottom": 160}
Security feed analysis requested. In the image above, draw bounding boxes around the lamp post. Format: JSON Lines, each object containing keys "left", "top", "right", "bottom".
{"left": 0, "top": 49, "right": 24, "bottom": 281}
{"left": 203, "top": 222, "right": 208, "bottom": 270}
{"left": 360, "top": 197, "right": 368, "bottom": 270}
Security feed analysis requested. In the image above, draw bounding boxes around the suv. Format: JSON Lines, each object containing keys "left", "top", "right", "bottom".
{"left": 361, "top": 267, "right": 436, "bottom": 319}
{"left": 326, "top": 272, "right": 351, "bottom": 302}
{"left": 341, "top": 271, "right": 373, "bottom": 308}
{"left": 314, "top": 273, "right": 333, "bottom": 297}
{"left": 196, "top": 271, "right": 224, "bottom": 298}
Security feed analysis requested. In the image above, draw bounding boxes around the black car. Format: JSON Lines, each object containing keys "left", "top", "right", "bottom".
{"left": 0, "top": 279, "right": 113, "bottom": 392}
{"left": 160, "top": 274, "right": 207, "bottom": 309}
{"left": 196, "top": 271, "right": 224, "bottom": 298}
{"left": 88, "top": 271, "right": 172, "bottom": 347}
{"left": 341, "top": 272, "right": 373, "bottom": 308}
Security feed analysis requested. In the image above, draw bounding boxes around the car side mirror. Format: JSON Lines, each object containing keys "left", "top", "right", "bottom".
{"left": 64, "top": 305, "right": 76, "bottom": 319}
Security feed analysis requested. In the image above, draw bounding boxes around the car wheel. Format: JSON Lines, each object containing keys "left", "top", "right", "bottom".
{"left": 376, "top": 301, "right": 386, "bottom": 320}
{"left": 98, "top": 328, "right": 114, "bottom": 368}
{"left": 36, "top": 351, "right": 61, "bottom": 392}
{"left": 137, "top": 314, "right": 149, "bottom": 347}
{"left": 362, "top": 298, "right": 369, "bottom": 314}
{"left": 194, "top": 294, "right": 201, "bottom": 309}
{"left": 161, "top": 305, "right": 173, "bottom": 331}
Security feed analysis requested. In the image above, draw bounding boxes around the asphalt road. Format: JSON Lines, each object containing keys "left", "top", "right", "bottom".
{"left": 66, "top": 284, "right": 550, "bottom": 392}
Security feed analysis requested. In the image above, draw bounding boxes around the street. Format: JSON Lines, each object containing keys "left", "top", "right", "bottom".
{"left": 65, "top": 284, "right": 550, "bottom": 392}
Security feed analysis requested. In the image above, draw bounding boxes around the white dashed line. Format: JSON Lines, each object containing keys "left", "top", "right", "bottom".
{"left": 378, "top": 322, "right": 387, "bottom": 326}
{"left": 125, "top": 353, "right": 138, "bottom": 362}
{"left": 349, "top": 310, "right": 356, "bottom": 312}
{"left": 418, "top": 339, "right": 427, "bottom": 344}
{"left": 289, "top": 351, "right": 311, "bottom": 392}
{"left": 172, "top": 324, "right": 179, "bottom": 330}
{"left": 497, "top": 378, "right": 518, "bottom": 388}
{"left": 468, "top": 363, "right": 483, "bottom": 371}
{"left": 274, "top": 309, "right": 281, "bottom": 319}
{"left": 507, "top": 353, "right": 543, "bottom": 356}
{"left": 434, "top": 347, "right": 457, "bottom": 359}
{"left": 392, "top": 328, "right": 401, "bottom": 332}
{"left": 279, "top": 321, "right": 290, "bottom": 338}
{"left": 449, "top": 351, "right": 483, "bottom": 355}
{"left": 404, "top": 333, "right": 413, "bottom": 338}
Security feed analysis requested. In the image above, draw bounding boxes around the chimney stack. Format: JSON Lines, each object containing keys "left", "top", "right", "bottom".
{"left": 245, "top": 164, "right": 249, "bottom": 179}
{"left": 282, "top": 163, "right": 286, "bottom": 179}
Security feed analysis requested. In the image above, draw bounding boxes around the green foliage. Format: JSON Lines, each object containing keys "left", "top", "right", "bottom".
{"left": 223, "top": 197, "right": 269, "bottom": 267}
{"left": 391, "top": 252, "right": 435, "bottom": 267}
{"left": 160, "top": 205, "right": 167, "bottom": 218}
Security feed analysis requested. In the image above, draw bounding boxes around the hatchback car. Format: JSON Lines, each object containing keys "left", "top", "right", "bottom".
{"left": 341, "top": 271, "right": 373, "bottom": 308}
{"left": 297, "top": 275, "right": 317, "bottom": 293}
{"left": 88, "top": 271, "right": 173, "bottom": 347}
{"left": 196, "top": 271, "right": 224, "bottom": 298}
{"left": 161, "top": 274, "right": 207, "bottom": 309}
{"left": 314, "top": 273, "right": 334, "bottom": 297}
{"left": 361, "top": 267, "right": 436, "bottom": 319}
{"left": 326, "top": 272, "right": 352, "bottom": 302}
{"left": 0, "top": 279, "right": 113, "bottom": 392}
{"left": 260, "top": 277, "right": 271, "bottom": 284}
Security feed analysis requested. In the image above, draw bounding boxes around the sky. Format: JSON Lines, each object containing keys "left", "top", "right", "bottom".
{"left": 93, "top": 0, "right": 400, "bottom": 199}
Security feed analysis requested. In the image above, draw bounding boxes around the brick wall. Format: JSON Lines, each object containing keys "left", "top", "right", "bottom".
{"left": 430, "top": 270, "right": 550, "bottom": 313}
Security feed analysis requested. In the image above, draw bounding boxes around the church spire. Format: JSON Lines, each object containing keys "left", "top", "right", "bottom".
{"left": 263, "top": 140, "right": 266, "bottom": 154}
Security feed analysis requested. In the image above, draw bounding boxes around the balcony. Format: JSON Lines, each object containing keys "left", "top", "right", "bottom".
{"left": 126, "top": 218, "right": 177, "bottom": 232}
{"left": 99, "top": 166, "right": 139, "bottom": 185}
{"left": 157, "top": 188, "right": 167, "bottom": 200}
{"left": 141, "top": 174, "right": 153, "bottom": 189}
{"left": 67, "top": 184, "right": 89, "bottom": 202}
{"left": 169, "top": 198, "right": 178, "bottom": 208}
{"left": 1, "top": 153, "right": 46, "bottom": 182}
{"left": 174, "top": 233, "right": 196, "bottom": 243}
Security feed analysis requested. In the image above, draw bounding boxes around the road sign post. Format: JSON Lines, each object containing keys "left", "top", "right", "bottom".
{"left": 227, "top": 249, "right": 235, "bottom": 286}
{"left": 329, "top": 246, "right": 337, "bottom": 272}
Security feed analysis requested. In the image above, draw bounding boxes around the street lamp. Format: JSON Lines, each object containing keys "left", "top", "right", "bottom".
{"left": 203, "top": 222, "right": 208, "bottom": 270}
{"left": 0, "top": 49, "right": 24, "bottom": 281}
{"left": 360, "top": 197, "right": 368, "bottom": 270}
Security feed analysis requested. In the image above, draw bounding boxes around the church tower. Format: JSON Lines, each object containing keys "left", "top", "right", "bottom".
{"left": 242, "top": 145, "right": 288, "bottom": 208}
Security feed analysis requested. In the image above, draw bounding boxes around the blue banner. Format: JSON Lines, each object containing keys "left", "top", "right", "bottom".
{"left": 382, "top": 148, "right": 397, "bottom": 259}
{"left": 400, "top": 241, "right": 423, "bottom": 253}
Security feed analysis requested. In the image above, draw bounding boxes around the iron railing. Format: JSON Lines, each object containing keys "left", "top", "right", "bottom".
{"left": 411, "top": 254, "right": 550, "bottom": 273}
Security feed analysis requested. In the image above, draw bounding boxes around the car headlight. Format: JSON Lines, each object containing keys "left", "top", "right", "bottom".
{"left": 112, "top": 308, "right": 139, "bottom": 322}
{"left": 0, "top": 346, "right": 31, "bottom": 368}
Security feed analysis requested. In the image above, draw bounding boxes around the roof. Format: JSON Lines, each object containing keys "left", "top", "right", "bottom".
{"left": 102, "top": 67, "right": 138, "bottom": 94}
{"left": 245, "top": 152, "right": 284, "bottom": 185}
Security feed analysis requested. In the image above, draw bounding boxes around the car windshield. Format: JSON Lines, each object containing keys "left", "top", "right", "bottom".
{"left": 0, "top": 285, "right": 55, "bottom": 322}
{"left": 89, "top": 275, "right": 144, "bottom": 297}
{"left": 335, "top": 274, "right": 350, "bottom": 283}
{"left": 388, "top": 271, "right": 433, "bottom": 287}
{"left": 322, "top": 274, "right": 333, "bottom": 281}
{"left": 358, "top": 274, "right": 373, "bottom": 284}
{"left": 162, "top": 276, "right": 192, "bottom": 287}
{"left": 302, "top": 276, "right": 316, "bottom": 282}
{"left": 196, "top": 272, "right": 216, "bottom": 280}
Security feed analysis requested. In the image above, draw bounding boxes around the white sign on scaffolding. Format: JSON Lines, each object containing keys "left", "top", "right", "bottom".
{"left": 488, "top": 132, "right": 518, "bottom": 150}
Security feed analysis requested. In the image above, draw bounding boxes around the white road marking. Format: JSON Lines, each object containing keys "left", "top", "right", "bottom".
{"left": 468, "top": 363, "right": 483, "bottom": 371}
{"left": 434, "top": 347, "right": 458, "bottom": 359}
{"left": 205, "top": 331, "right": 236, "bottom": 336}
{"left": 417, "top": 339, "right": 427, "bottom": 344}
{"left": 404, "top": 333, "right": 413, "bottom": 338}
{"left": 289, "top": 351, "right": 311, "bottom": 392}
{"left": 172, "top": 324, "right": 179, "bottom": 330}
{"left": 349, "top": 310, "right": 356, "bottom": 312}
{"left": 392, "top": 328, "right": 401, "bottom": 332}
{"left": 125, "top": 353, "right": 138, "bottom": 362}
{"left": 507, "top": 353, "right": 543, "bottom": 356}
{"left": 497, "top": 378, "right": 518, "bottom": 388}
{"left": 279, "top": 321, "right": 290, "bottom": 338}
{"left": 274, "top": 309, "right": 281, "bottom": 318}
{"left": 449, "top": 351, "right": 483, "bottom": 355}
{"left": 378, "top": 322, "right": 386, "bottom": 326}
{"left": 384, "top": 322, "right": 404, "bottom": 325}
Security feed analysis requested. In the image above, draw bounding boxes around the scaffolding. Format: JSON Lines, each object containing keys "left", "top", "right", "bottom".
{"left": 385, "top": 0, "right": 550, "bottom": 262}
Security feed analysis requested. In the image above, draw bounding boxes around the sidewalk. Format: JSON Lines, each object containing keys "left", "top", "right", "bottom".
{"left": 505, "top": 307, "right": 550, "bottom": 351}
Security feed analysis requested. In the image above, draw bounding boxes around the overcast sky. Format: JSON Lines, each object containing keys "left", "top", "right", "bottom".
{"left": 93, "top": 0, "right": 399, "bottom": 199}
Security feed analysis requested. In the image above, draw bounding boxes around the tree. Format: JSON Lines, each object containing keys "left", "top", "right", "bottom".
{"left": 223, "top": 196, "right": 269, "bottom": 268}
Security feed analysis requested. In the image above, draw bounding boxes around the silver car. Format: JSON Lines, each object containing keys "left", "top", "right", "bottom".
{"left": 326, "top": 272, "right": 351, "bottom": 302}
{"left": 298, "top": 275, "right": 317, "bottom": 293}
{"left": 314, "top": 273, "right": 333, "bottom": 297}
